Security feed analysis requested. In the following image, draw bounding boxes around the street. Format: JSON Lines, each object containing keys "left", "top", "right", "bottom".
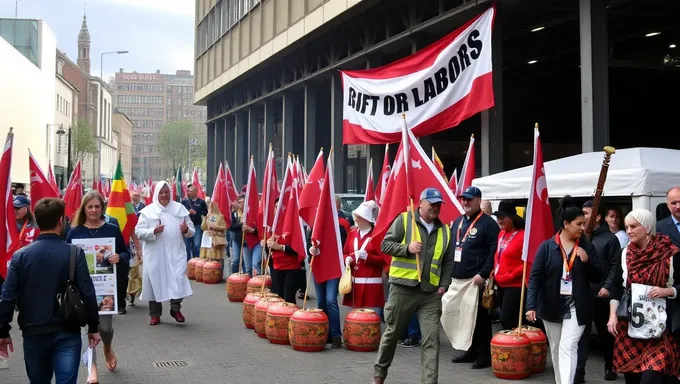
{"left": 0, "top": 279, "right": 612, "bottom": 384}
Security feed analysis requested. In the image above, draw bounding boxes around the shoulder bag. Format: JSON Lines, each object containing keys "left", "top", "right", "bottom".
{"left": 57, "top": 245, "right": 89, "bottom": 329}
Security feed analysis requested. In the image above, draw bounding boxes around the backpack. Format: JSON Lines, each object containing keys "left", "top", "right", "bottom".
{"left": 57, "top": 245, "right": 88, "bottom": 329}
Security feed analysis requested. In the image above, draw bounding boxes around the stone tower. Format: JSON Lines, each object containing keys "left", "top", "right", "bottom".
{"left": 77, "top": 14, "right": 91, "bottom": 74}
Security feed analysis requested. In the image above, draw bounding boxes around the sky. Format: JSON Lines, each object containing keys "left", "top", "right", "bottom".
{"left": 0, "top": 0, "right": 196, "bottom": 81}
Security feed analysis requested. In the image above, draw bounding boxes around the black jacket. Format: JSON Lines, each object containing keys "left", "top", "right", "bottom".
{"left": 230, "top": 211, "right": 243, "bottom": 241}
{"left": 450, "top": 210, "right": 499, "bottom": 279}
{"left": 181, "top": 198, "right": 208, "bottom": 227}
{"left": 657, "top": 216, "right": 680, "bottom": 248}
{"left": 526, "top": 236, "right": 605, "bottom": 325}
{"left": 0, "top": 234, "right": 99, "bottom": 337}
{"left": 589, "top": 224, "right": 621, "bottom": 293}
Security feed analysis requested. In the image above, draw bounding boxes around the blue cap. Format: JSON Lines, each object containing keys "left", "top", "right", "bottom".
{"left": 13, "top": 195, "right": 29, "bottom": 208}
{"left": 420, "top": 188, "right": 444, "bottom": 204}
{"left": 459, "top": 186, "right": 482, "bottom": 200}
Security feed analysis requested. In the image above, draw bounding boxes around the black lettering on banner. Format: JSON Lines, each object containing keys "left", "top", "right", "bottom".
{"left": 423, "top": 78, "right": 437, "bottom": 104}
{"left": 412, "top": 88, "right": 424, "bottom": 107}
{"left": 448, "top": 56, "right": 461, "bottom": 84}
{"left": 369, "top": 95, "right": 380, "bottom": 115}
{"left": 348, "top": 87, "right": 357, "bottom": 109}
{"left": 383, "top": 95, "right": 395, "bottom": 116}
{"left": 467, "top": 29, "right": 483, "bottom": 59}
{"left": 395, "top": 93, "right": 409, "bottom": 113}
{"left": 630, "top": 302, "right": 644, "bottom": 328}
{"left": 457, "top": 44, "right": 471, "bottom": 71}
{"left": 433, "top": 67, "right": 448, "bottom": 94}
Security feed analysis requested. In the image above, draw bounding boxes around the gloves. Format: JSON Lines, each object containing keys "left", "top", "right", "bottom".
{"left": 355, "top": 250, "right": 368, "bottom": 260}
{"left": 309, "top": 246, "right": 320, "bottom": 256}
{"left": 345, "top": 256, "right": 353, "bottom": 266}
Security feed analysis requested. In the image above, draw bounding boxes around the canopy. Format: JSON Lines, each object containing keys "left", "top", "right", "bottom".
{"left": 473, "top": 147, "right": 680, "bottom": 200}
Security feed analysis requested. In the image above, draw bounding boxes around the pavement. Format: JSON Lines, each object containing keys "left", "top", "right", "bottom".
{"left": 0, "top": 278, "right": 617, "bottom": 384}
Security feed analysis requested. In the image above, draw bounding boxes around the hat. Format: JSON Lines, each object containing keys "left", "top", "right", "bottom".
{"left": 493, "top": 201, "right": 519, "bottom": 219}
{"left": 459, "top": 186, "right": 482, "bottom": 200}
{"left": 626, "top": 209, "right": 656, "bottom": 236}
{"left": 420, "top": 188, "right": 444, "bottom": 204}
{"left": 353, "top": 200, "right": 379, "bottom": 223}
{"left": 13, "top": 195, "right": 29, "bottom": 208}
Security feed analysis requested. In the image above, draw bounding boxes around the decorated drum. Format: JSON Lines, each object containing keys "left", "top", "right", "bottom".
{"left": 254, "top": 298, "right": 284, "bottom": 338}
{"left": 194, "top": 258, "right": 207, "bottom": 282}
{"left": 520, "top": 325, "right": 548, "bottom": 373}
{"left": 242, "top": 291, "right": 275, "bottom": 329}
{"left": 247, "top": 275, "right": 272, "bottom": 294}
{"left": 266, "top": 302, "right": 299, "bottom": 345}
{"left": 203, "top": 260, "right": 223, "bottom": 284}
{"left": 490, "top": 330, "right": 533, "bottom": 380}
{"left": 343, "top": 309, "right": 381, "bottom": 352}
{"left": 226, "top": 273, "right": 250, "bottom": 302}
{"left": 187, "top": 257, "right": 198, "bottom": 280}
{"left": 288, "top": 308, "right": 329, "bottom": 352}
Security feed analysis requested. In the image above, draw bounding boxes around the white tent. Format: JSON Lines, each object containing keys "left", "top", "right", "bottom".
{"left": 473, "top": 147, "right": 680, "bottom": 201}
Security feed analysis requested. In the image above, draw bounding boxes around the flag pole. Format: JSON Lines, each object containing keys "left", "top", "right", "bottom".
{"left": 402, "top": 114, "right": 421, "bottom": 282}
{"left": 303, "top": 255, "right": 315, "bottom": 310}
{"left": 516, "top": 123, "right": 539, "bottom": 333}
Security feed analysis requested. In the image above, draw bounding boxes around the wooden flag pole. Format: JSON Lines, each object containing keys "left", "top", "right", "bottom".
{"left": 303, "top": 256, "right": 315, "bottom": 310}
{"left": 409, "top": 198, "right": 423, "bottom": 282}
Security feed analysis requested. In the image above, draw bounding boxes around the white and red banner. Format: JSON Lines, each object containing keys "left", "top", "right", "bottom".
{"left": 341, "top": 7, "right": 495, "bottom": 144}
{"left": 0, "top": 129, "right": 19, "bottom": 279}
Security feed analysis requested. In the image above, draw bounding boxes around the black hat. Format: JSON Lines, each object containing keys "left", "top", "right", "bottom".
{"left": 493, "top": 201, "right": 519, "bottom": 219}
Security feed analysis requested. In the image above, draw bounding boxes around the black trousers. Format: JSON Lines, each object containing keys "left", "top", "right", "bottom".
{"left": 273, "top": 269, "right": 302, "bottom": 304}
{"left": 576, "top": 296, "right": 614, "bottom": 379}
{"left": 623, "top": 370, "right": 677, "bottom": 384}
{"left": 117, "top": 269, "right": 129, "bottom": 311}
{"left": 471, "top": 289, "right": 492, "bottom": 359}
{"left": 497, "top": 286, "right": 523, "bottom": 330}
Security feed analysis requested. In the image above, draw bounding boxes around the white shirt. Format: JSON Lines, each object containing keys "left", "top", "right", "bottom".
{"left": 419, "top": 217, "right": 434, "bottom": 234}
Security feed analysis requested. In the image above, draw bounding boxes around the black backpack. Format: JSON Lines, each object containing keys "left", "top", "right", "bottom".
{"left": 57, "top": 245, "right": 88, "bottom": 329}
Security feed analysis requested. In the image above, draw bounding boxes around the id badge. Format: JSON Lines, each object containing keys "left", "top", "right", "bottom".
{"left": 454, "top": 247, "right": 463, "bottom": 262}
{"left": 560, "top": 278, "right": 573, "bottom": 296}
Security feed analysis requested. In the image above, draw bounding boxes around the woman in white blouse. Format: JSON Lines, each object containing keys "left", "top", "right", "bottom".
{"left": 605, "top": 206, "right": 629, "bottom": 248}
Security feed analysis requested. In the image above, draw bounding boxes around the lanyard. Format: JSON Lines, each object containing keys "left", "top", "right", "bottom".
{"left": 456, "top": 213, "right": 482, "bottom": 246}
{"left": 19, "top": 220, "right": 28, "bottom": 240}
{"left": 556, "top": 235, "right": 579, "bottom": 277}
{"left": 495, "top": 230, "right": 519, "bottom": 265}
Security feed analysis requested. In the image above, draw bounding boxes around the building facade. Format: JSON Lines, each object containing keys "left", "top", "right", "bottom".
{"left": 112, "top": 111, "right": 133, "bottom": 181}
{"left": 54, "top": 61, "right": 78, "bottom": 187}
{"left": 0, "top": 18, "right": 57, "bottom": 186}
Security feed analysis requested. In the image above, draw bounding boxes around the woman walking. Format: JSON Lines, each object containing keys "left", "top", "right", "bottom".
{"left": 67, "top": 191, "right": 129, "bottom": 384}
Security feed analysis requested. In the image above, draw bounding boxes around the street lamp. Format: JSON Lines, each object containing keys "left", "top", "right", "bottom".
{"left": 55, "top": 124, "right": 72, "bottom": 185}
{"left": 98, "top": 50, "right": 128, "bottom": 181}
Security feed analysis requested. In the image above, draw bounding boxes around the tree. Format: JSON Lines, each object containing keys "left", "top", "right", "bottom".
{"left": 158, "top": 120, "right": 193, "bottom": 174}
{"left": 71, "top": 119, "right": 97, "bottom": 164}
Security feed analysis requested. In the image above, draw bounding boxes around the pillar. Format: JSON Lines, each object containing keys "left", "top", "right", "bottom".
{"left": 263, "top": 99, "right": 275, "bottom": 175}
{"left": 248, "top": 107, "right": 260, "bottom": 176}
{"left": 330, "top": 73, "right": 344, "bottom": 191}
{"left": 206, "top": 122, "right": 216, "bottom": 193}
{"left": 480, "top": 6, "right": 504, "bottom": 176}
{"left": 580, "top": 0, "right": 609, "bottom": 153}
{"left": 215, "top": 118, "right": 226, "bottom": 186}
{"left": 225, "top": 117, "right": 235, "bottom": 184}
{"left": 235, "top": 113, "right": 248, "bottom": 187}
{"left": 304, "top": 84, "right": 317, "bottom": 168}
{"left": 282, "top": 92, "right": 294, "bottom": 177}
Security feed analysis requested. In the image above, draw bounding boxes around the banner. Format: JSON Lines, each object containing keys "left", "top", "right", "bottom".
{"left": 71, "top": 237, "right": 118, "bottom": 315}
{"left": 342, "top": 7, "right": 495, "bottom": 144}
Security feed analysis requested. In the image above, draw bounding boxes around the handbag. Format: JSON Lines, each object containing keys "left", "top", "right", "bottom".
{"left": 339, "top": 263, "right": 352, "bottom": 295}
{"left": 57, "top": 245, "right": 89, "bottom": 330}
{"left": 481, "top": 274, "right": 495, "bottom": 310}
{"left": 616, "top": 288, "right": 630, "bottom": 320}
{"left": 211, "top": 233, "right": 227, "bottom": 247}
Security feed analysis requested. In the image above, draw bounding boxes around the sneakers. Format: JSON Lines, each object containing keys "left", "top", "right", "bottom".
{"left": 398, "top": 338, "right": 421, "bottom": 347}
{"left": 331, "top": 336, "right": 342, "bottom": 349}
{"left": 170, "top": 309, "right": 186, "bottom": 323}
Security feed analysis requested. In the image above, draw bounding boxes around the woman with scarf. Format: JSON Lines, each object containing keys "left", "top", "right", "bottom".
{"left": 526, "top": 195, "right": 605, "bottom": 384}
{"left": 342, "top": 200, "right": 387, "bottom": 318}
{"left": 135, "top": 181, "right": 195, "bottom": 326}
{"left": 200, "top": 201, "right": 228, "bottom": 271}
{"left": 607, "top": 209, "right": 680, "bottom": 384}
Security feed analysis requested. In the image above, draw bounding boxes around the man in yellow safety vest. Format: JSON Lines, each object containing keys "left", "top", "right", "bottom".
{"left": 373, "top": 188, "right": 454, "bottom": 384}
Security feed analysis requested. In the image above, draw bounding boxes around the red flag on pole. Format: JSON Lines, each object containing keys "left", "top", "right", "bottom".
{"left": 63, "top": 160, "right": 83, "bottom": 221}
{"left": 299, "top": 149, "right": 324, "bottom": 227}
{"left": 271, "top": 155, "right": 294, "bottom": 236}
{"left": 364, "top": 158, "right": 375, "bottom": 202}
{"left": 211, "top": 163, "right": 231, "bottom": 228}
{"left": 282, "top": 160, "right": 308, "bottom": 261}
{"left": 448, "top": 169, "right": 458, "bottom": 195}
{"left": 375, "top": 145, "right": 391, "bottom": 207}
{"left": 455, "top": 135, "right": 476, "bottom": 196}
{"left": 47, "top": 159, "right": 60, "bottom": 196}
{"left": 28, "top": 151, "right": 60, "bottom": 210}
{"left": 243, "top": 157, "right": 259, "bottom": 249}
{"left": 259, "top": 145, "right": 279, "bottom": 239}
{"left": 521, "top": 128, "right": 554, "bottom": 263}
{"left": 0, "top": 129, "right": 20, "bottom": 279}
{"left": 310, "top": 150, "right": 345, "bottom": 283}
{"left": 224, "top": 162, "right": 239, "bottom": 203}
{"left": 192, "top": 168, "right": 205, "bottom": 199}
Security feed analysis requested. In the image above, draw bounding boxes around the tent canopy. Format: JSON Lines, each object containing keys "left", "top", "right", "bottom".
{"left": 473, "top": 147, "right": 680, "bottom": 200}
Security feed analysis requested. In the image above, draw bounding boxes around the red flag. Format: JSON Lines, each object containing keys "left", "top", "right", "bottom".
{"left": 372, "top": 122, "right": 464, "bottom": 249}
{"left": 0, "top": 129, "right": 20, "bottom": 279}
{"left": 271, "top": 155, "right": 294, "bottom": 236}
{"left": 145, "top": 181, "right": 154, "bottom": 206}
{"left": 448, "top": 169, "right": 458, "bottom": 195}
{"left": 224, "top": 162, "right": 239, "bottom": 203}
{"left": 243, "top": 157, "right": 259, "bottom": 248}
{"left": 47, "top": 160, "right": 59, "bottom": 196}
{"left": 432, "top": 147, "right": 448, "bottom": 182}
{"left": 521, "top": 128, "right": 554, "bottom": 263}
{"left": 375, "top": 145, "right": 391, "bottom": 207}
{"left": 456, "top": 135, "right": 476, "bottom": 196}
{"left": 293, "top": 157, "right": 304, "bottom": 196}
{"left": 310, "top": 152, "right": 345, "bottom": 283}
{"left": 282, "top": 162, "right": 307, "bottom": 261}
{"left": 299, "top": 149, "right": 324, "bottom": 227}
{"left": 192, "top": 169, "right": 205, "bottom": 199}
{"left": 364, "top": 158, "right": 375, "bottom": 202}
{"left": 211, "top": 163, "right": 231, "bottom": 228}
{"left": 28, "top": 151, "right": 60, "bottom": 211}
{"left": 259, "top": 146, "right": 279, "bottom": 238}
{"left": 63, "top": 160, "right": 83, "bottom": 221}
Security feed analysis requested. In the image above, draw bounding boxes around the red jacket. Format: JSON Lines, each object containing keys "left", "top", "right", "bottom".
{"left": 493, "top": 229, "right": 528, "bottom": 288}
{"left": 18, "top": 220, "right": 39, "bottom": 248}
{"left": 342, "top": 228, "right": 387, "bottom": 308}
{"left": 271, "top": 236, "right": 303, "bottom": 271}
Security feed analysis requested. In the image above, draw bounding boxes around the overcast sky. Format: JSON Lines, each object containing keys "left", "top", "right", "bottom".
{"left": 1, "top": 0, "right": 195, "bottom": 80}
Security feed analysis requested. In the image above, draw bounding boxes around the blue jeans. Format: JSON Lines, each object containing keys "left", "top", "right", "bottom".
{"left": 402, "top": 313, "right": 421, "bottom": 340}
{"left": 243, "top": 244, "right": 262, "bottom": 277}
{"left": 23, "top": 331, "right": 81, "bottom": 384}
{"left": 230, "top": 240, "right": 243, "bottom": 274}
{"left": 185, "top": 226, "right": 202, "bottom": 260}
{"left": 315, "top": 277, "right": 341, "bottom": 338}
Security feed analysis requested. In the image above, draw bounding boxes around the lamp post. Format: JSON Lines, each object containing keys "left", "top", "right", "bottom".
{"left": 98, "top": 50, "right": 128, "bottom": 181}
{"left": 55, "top": 124, "right": 71, "bottom": 188}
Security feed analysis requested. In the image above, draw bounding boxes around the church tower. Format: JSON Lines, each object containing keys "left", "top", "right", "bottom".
{"left": 77, "top": 14, "right": 91, "bottom": 74}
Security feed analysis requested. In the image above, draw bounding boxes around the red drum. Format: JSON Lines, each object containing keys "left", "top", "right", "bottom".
{"left": 265, "top": 302, "right": 299, "bottom": 345}
{"left": 520, "top": 326, "right": 548, "bottom": 373}
{"left": 194, "top": 259, "right": 207, "bottom": 282}
{"left": 254, "top": 298, "right": 284, "bottom": 338}
{"left": 288, "top": 309, "right": 329, "bottom": 352}
{"left": 343, "top": 309, "right": 381, "bottom": 352}
{"left": 187, "top": 258, "right": 198, "bottom": 280}
{"left": 225, "top": 273, "right": 250, "bottom": 302}
{"left": 203, "top": 260, "right": 223, "bottom": 284}
{"left": 243, "top": 292, "right": 276, "bottom": 329}
{"left": 246, "top": 275, "right": 272, "bottom": 294}
{"left": 490, "top": 330, "right": 533, "bottom": 380}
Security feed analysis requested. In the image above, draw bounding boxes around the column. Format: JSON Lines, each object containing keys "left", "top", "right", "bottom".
{"left": 282, "top": 92, "right": 294, "bottom": 178}
{"left": 369, "top": 144, "right": 384, "bottom": 188}
{"left": 215, "top": 118, "right": 226, "bottom": 183}
{"left": 224, "top": 117, "right": 234, "bottom": 183}
{"left": 248, "top": 107, "right": 260, "bottom": 176}
{"left": 206, "top": 122, "right": 216, "bottom": 193}
{"left": 304, "top": 84, "right": 317, "bottom": 168}
{"left": 330, "top": 72, "right": 344, "bottom": 191}
{"left": 235, "top": 113, "right": 248, "bottom": 187}
{"left": 481, "top": 5, "right": 504, "bottom": 176}
{"left": 580, "top": 0, "right": 609, "bottom": 153}
{"left": 263, "top": 100, "right": 275, "bottom": 176}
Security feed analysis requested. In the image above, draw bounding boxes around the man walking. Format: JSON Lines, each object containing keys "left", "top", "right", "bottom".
{"left": 181, "top": 185, "right": 208, "bottom": 260}
{"left": 0, "top": 198, "right": 101, "bottom": 384}
{"left": 373, "top": 188, "right": 454, "bottom": 384}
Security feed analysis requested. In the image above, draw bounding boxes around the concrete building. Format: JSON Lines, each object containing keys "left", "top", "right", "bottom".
{"left": 0, "top": 18, "right": 57, "bottom": 186}
{"left": 54, "top": 57, "right": 79, "bottom": 187}
{"left": 112, "top": 111, "right": 133, "bottom": 181}
{"left": 194, "top": 0, "right": 680, "bottom": 194}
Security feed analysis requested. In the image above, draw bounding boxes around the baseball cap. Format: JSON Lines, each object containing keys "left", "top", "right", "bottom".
{"left": 459, "top": 186, "right": 482, "bottom": 200}
{"left": 420, "top": 188, "right": 444, "bottom": 204}
{"left": 13, "top": 195, "right": 29, "bottom": 208}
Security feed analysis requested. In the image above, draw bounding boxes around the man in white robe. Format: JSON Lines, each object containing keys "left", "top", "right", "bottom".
{"left": 135, "top": 181, "right": 195, "bottom": 325}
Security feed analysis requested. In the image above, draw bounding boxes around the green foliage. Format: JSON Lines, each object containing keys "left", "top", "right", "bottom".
{"left": 71, "top": 119, "right": 97, "bottom": 164}
{"left": 158, "top": 120, "right": 194, "bottom": 174}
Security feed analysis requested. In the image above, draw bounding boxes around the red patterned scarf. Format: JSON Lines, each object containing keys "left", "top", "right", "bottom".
{"left": 626, "top": 234, "right": 678, "bottom": 288}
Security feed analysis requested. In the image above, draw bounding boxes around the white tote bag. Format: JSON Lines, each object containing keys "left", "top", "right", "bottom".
{"left": 628, "top": 283, "right": 667, "bottom": 340}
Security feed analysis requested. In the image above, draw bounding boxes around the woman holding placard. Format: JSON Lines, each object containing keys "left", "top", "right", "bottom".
{"left": 607, "top": 209, "right": 680, "bottom": 384}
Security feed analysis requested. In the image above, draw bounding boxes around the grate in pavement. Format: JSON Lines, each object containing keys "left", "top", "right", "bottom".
{"left": 152, "top": 360, "right": 189, "bottom": 368}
